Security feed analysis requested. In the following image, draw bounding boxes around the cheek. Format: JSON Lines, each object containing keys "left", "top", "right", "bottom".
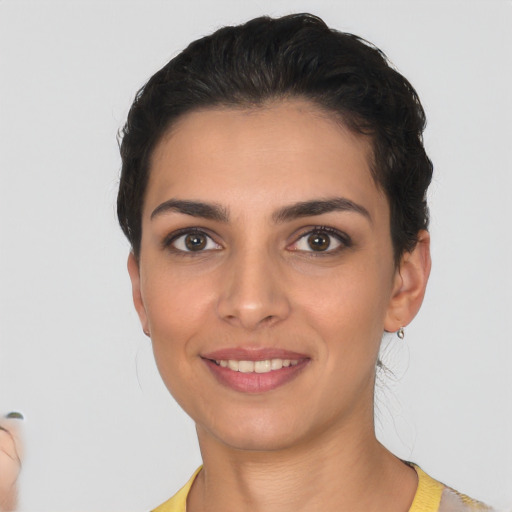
{"left": 143, "top": 264, "right": 214, "bottom": 338}
{"left": 302, "top": 270, "right": 390, "bottom": 396}
{"left": 143, "top": 272, "right": 223, "bottom": 425}
{"left": 299, "top": 264, "right": 391, "bottom": 335}
{"left": 296, "top": 262, "right": 394, "bottom": 386}
{"left": 141, "top": 267, "right": 217, "bottom": 389}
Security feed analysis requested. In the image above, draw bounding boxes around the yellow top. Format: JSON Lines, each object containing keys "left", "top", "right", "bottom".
{"left": 408, "top": 465, "right": 444, "bottom": 512}
{"left": 152, "top": 464, "right": 490, "bottom": 512}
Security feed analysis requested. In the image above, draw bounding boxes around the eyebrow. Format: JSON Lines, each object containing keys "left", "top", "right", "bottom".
{"left": 272, "top": 198, "right": 372, "bottom": 224}
{"left": 151, "top": 199, "right": 229, "bottom": 222}
{"left": 150, "top": 197, "right": 371, "bottom": 223}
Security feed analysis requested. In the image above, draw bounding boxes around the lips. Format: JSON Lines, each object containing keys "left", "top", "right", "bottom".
{"left": 201, "top": 348, "right": 310, "bottom": 393}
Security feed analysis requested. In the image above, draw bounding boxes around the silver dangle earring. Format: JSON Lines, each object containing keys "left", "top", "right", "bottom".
{"left": 397, "top": 326, "right": 405, "bottom": 339}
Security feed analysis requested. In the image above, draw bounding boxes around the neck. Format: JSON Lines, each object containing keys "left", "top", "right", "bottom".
{"left": 188, "top": 419, "right": 417, "bottom": 512}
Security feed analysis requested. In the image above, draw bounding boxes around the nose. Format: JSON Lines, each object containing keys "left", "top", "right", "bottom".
{"left": 216, "top": 247, "right": 291, "bottom": 330}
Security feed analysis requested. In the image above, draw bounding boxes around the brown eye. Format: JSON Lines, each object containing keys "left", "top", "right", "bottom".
{"left": 289, "top": 227, "right": 349, "bottom": 254}
{"left": 307, "top": 233, "right": 330, "bottom": 251}
{"left": 169, "top": 230, "right": 221, "bottom": 253}
{"left": 185, "top": 233, "right": 207, "bottom": 251}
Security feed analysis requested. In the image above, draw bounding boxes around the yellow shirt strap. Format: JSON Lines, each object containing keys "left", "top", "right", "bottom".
{"left": 408, "top": 465, "right": 444, "bottom": 512}
{"left": 151, "top": 466, "right": 202, "bottom": 512}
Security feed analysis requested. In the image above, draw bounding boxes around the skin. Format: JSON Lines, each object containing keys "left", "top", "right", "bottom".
{"left": 0, "top": 419, "right": 22, "bottom": 512}
{"left": 128, "top": 100, "right": 431, "bottom": 512}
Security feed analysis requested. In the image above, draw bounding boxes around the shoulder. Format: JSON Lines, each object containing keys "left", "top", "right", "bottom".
{"left": 410, "top": 464, "right": 494, "bottom": 512}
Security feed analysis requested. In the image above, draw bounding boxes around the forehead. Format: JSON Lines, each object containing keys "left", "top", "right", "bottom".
{"left": 145, "top": 100, "right": 386, "bottom": 221}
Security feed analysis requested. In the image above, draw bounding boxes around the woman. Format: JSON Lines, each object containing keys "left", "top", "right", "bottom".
{"left": 117, "top": 13, "right": 492, "bottom": 512}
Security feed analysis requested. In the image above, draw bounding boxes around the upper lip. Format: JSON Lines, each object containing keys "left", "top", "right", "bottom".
{"left": 201, "top": 347, "right": 309, "bottom": 361}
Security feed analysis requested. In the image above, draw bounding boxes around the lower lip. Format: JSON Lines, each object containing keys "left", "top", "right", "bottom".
{"left": 203, "top": 359, "right": 309, "bottom": 393}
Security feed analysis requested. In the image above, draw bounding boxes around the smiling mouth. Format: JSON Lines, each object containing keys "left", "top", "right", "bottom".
{"left": 202, "top": 352, "right": 309, "bottom": 393}
{"left": 211, "top": 358, "right": 300, "bottom": 373}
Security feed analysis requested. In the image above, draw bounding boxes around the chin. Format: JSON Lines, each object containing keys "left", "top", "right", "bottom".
{"left": 197, "top": 413, "right": 309, "bottom": 453}
{"left": 213, "top": 429, "right": 303, "bottom": 453}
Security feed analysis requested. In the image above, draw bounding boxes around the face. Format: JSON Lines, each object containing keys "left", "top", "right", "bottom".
{"left": 129, "top": 100, "right": 421, "bottom": 452}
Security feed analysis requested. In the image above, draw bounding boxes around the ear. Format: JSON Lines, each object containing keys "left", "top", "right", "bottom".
{"left": 384, "top": 230, "right": 431, "bottom": 333}
{"left": 127, "top": 252, "right": 150, "bottom": 336}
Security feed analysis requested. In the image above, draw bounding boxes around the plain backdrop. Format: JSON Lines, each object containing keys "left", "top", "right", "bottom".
{"left": 1, "top": 1, "right": 511, "bottom": 510}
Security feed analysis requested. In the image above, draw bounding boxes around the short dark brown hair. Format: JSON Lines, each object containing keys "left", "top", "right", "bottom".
{"left": 117, "top": 13, "right": 433, "bottom": 264}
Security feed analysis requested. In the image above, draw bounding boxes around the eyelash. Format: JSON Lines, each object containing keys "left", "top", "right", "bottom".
{"left": 290, "top": 226, "right": 352, "bottom": 256}
{"left": 162, "top": 228, "right": 221, "bottom": 255}
{"left": 162, "top": 226, "right": 352, "bottom": 256}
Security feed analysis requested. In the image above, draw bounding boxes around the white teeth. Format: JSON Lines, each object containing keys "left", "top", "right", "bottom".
{"left": 238, "top": 360, "right": 255, "bottom": 373}
{"left": 271, "top": 359, "right": 283, "bottom": 370}
{"left": 228, "top": 360, "right": 239, "bottom": 371}
{"left": 254, "top": 360, "right": 271, "bottom": 373}
{"left": 216, "top": 358, "right": 300, "bottom": 373}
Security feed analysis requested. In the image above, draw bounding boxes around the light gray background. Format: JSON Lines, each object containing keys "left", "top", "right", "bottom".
{"left": 1, "top": 1, "right": 511, "bottom": 510}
